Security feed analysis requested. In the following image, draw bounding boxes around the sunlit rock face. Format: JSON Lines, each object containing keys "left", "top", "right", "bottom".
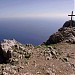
{"left": 0, "top": 39, "right": 17, "bottom": 63}
{"left": 0, "top": 39, "right": 33, "bottom": 64}
{"left": 45, "top": 20, "right": 75, "bottom": 45}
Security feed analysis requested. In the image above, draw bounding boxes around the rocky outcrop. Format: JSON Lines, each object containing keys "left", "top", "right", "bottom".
{"left": 0, "top": 39, "right": 33, "bottom": 63}
{"left": 63, "top": 20, "right": 75, "bottom": 27}
{"left": 0, "top": 39, "right": 17, "bottom": 63}
{"left": 45, "top": 20, "right": 75, "bottom": 45}
{"left": 45, "top": 32, "right": 64, "bottom": 44}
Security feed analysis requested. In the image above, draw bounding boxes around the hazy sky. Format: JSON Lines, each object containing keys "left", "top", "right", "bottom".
{"left": 0, "top": 0, "right": 74, "bottom": 18}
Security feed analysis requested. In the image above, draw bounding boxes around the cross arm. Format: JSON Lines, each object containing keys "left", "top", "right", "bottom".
{"left": 68, "top": 15, "right": 75, "bottom": 16}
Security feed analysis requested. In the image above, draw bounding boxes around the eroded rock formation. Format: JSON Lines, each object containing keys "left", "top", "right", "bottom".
{"left": 45, "top": 20, "right": 75, "bottom": 45}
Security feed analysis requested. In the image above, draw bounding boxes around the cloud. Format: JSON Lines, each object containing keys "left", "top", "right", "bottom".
{"left": 0, "top": 12, "right": 68, "bottom": 18}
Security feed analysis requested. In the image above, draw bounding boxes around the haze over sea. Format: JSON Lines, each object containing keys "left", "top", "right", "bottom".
{"left": 0, "top": 17, "right": 69, "bottom": 45}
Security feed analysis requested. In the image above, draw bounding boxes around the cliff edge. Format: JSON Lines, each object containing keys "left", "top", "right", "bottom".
{"left": 45, "top": 20, "right": 75, "bottom": 45}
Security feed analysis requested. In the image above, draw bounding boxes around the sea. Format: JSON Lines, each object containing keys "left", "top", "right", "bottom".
{"left": 0, "top": 17, "right": 69, "bottom": 45}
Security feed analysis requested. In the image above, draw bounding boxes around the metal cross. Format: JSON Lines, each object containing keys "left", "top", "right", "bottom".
{"left": 68, "top": 11, "right": 75, "bottom": 21}
{"left": 68, "top": 11, "right": 75, "bottom": 26}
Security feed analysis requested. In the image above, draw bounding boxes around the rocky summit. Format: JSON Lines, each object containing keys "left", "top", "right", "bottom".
{"left": 45, "top": 20, "right": 75, "bottom": 45}
{"left": 0, "top": 20, "right": 75, "bottom": 75}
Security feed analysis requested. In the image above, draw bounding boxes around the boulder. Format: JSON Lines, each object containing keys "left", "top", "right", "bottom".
{"left": 0, "top": 39, "right": 33, "bottom": 63}
{"left": 0, "top": 39, "right": 17, "bottom": 63}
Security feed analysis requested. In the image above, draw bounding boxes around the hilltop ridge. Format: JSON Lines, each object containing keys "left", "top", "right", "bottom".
{"left": 45, "top": 20, "right": 75, "bottom": 45}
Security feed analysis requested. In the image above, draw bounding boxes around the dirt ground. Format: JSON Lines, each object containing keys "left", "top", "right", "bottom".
{"left": 0, "top": 42, "right": 75, "bottom": 75}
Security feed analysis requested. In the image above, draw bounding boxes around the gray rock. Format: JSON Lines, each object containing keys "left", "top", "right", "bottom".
{"left": 0, "top": 39, "right": 18, "bottom": 63}
{"left": 45, "top": 32, "right": 64, "bottom": 45}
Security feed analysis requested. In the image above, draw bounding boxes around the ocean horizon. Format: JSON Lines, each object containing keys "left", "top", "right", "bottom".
{"left": 0, "top": 17, "right": 69, "bottom": 45}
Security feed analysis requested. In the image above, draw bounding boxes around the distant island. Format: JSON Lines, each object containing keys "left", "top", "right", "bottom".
{"left": 0, "top": 12, "right": 75, "bottom": 75}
